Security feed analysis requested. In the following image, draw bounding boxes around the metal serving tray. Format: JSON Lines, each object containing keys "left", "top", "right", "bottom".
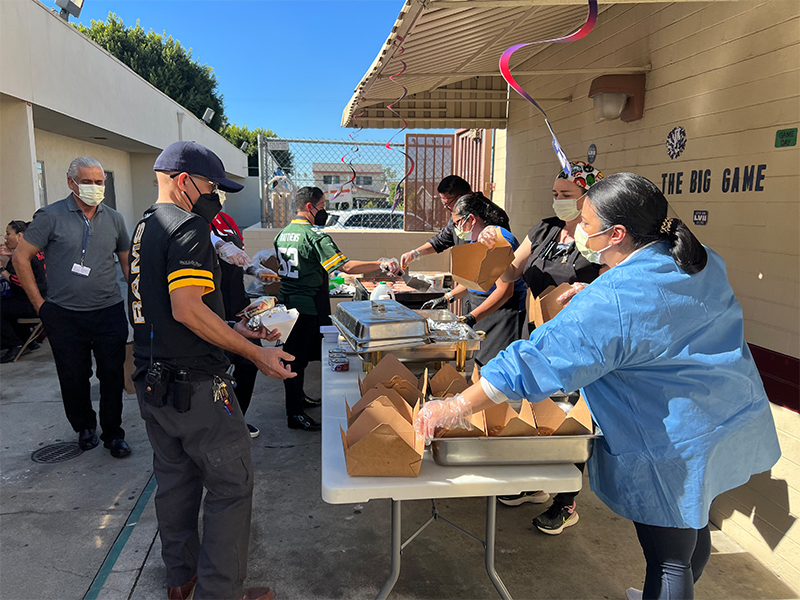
{"left": 430, "top": 433, "right": 603, "bottom": 466}
{"left": 332, "top": 300, "right": 431, "bottom": 352}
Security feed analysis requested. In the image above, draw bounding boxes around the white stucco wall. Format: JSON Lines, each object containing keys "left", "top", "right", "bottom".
{"left": 0, "top": 97, "right": 38, "bottom": 226}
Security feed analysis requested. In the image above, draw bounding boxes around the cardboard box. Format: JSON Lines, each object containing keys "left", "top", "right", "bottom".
{"left": 434, "top": 410, "right": 487, "bottom": 438}
{"left": 358, "top": 354, "right": 428, "bottom": 406}
{"left": 528, "top": 282, "right": 573, "bottom": 328}
{"left": 484, "top": 400, "right": 539, "bottom": 437}
{"left": 429, "top": 364, "right": 470, "bottom": 398}
{"left": 346, "top": 385, "right": 411, "bottom": 426}
{"left": 123, "top": 342, "right": 136, "bottom": 395}
{"left": 449, "top": 232, "right": 515, "bottom": 293}
{"left": 530, "top": 395, "right": 593, "bottom": 436}
{"left": 340, "top": 396, "right": 424, "bottom": 477}
{"left": 259, "top": 254, "right": 281, "bottom": 296}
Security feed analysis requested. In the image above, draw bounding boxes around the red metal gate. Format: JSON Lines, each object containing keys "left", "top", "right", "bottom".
{"left": 453, "top": 129, "right": 493, "bottom": 198}
{"left": 403, "top": 133, "right": 454, "bottom": 232}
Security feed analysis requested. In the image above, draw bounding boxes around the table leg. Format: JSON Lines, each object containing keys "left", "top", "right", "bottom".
{"left": 376, "top": 500, "right": 402, "bottom": 600}
{"left": 485, "top": 496, "right": 512, "bottom": 600}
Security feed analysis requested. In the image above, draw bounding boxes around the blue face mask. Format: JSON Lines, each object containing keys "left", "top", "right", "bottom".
{"left": 574, "top": 223, "right": 612, "bottom": 264}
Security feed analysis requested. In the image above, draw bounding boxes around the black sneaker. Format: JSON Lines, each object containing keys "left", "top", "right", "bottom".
{"left": 0, "top": 345, "right": 31, "bottom": 364}
{"left": 247, "top": 423, "right": 260, "bottom": 438}
{"left": 498, "top": 491, "right": 550, "bottom": 506}
{"left": 533, "top": 502, "right": 579, "bottom": 535}
{"left": 303, "top": 395, "right": 322, "bottom": 407}
{"left": 288, "top": 413, "right": 321, "bottom": 431}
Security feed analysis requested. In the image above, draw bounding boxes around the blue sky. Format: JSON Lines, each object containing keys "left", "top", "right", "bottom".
{"left": 57, "top": 0, "right": 429, "bottom": 141}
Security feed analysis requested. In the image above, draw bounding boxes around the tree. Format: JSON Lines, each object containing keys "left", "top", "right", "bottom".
{"left": 77, "top": 14, "right": 227, "bottom": 131}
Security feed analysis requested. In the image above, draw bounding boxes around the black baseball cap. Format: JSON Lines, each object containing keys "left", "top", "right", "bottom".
{"left": 154, "top": 141, "right": 244, "bottom": 193}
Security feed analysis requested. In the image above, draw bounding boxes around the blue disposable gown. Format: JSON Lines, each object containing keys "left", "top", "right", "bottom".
{"left": 480, "top": 242, "right": 781, "bottom": 529}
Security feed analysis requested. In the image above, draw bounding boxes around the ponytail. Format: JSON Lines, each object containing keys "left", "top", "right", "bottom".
{"left": 587, "top": 173, "right": 708, "bottom": 274}
{"left": 659, "top": 217, "right": 707, "bottom": 274}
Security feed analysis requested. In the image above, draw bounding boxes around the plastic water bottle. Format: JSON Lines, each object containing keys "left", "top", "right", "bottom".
{"left": 370, "top": 282, "right": 396, "bottom": 302}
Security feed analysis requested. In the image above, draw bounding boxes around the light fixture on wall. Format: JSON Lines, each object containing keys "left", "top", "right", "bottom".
{"left": 240, "top": 141, "right": 249, "bottom": 152}
{"left": 202, "top": 108, "right": 215, "bottom": 125}
{"left": 55, "top": 0, "right": 84, "bottom": 21}
{"left": 588, "top": 74, "right": 646, "bottom": 122}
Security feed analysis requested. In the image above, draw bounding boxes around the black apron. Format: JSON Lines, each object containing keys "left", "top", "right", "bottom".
{"left": 465, "top": 290, "right": 522, "bottom": 366}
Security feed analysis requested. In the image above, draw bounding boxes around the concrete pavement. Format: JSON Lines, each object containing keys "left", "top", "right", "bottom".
{"left": 1, "top": 342, "right": 798, "bottom": 600}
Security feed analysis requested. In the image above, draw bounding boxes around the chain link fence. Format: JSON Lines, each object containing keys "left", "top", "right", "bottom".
{"left": 258, "top": 135, "right": 452, "bottom": 232}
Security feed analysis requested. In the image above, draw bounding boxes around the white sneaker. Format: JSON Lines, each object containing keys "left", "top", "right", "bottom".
{"left": 625, "top": 588, "right": 643, "bottom": 600}
{"left": 498, "top": 491, "right": 551, "bottom": 506}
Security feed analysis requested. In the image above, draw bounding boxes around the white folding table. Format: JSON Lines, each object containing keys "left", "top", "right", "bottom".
{"left": 320, "top": 341, "right": 582, "bottom": 599}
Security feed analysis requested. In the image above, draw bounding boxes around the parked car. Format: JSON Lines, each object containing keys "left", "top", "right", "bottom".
{"left": 324, "top": 209, "right": 436, "bottom": 231}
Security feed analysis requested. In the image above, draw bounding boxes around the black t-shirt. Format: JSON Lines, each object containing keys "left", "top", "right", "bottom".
{"left": 128, "top": 203, "right": 228, "bottom": 376}
{"left": 6, "top": 251, "right": 47, "bottom": 299}
{"left": 523, "top": 217, "right": 603, "bottom": 298}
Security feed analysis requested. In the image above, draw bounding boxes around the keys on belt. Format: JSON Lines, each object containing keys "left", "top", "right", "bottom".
{"left": 213, "top": 376, "right": 233, "bottom": 415}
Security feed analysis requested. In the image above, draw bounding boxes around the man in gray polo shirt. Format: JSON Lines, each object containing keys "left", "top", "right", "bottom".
{"left": 14, "top": 156, "right": 133, "bottom": 458}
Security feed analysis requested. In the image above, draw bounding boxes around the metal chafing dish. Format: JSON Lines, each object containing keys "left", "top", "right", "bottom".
{"left": 430, "top": 432, "right": 602, "bottom": 466}
{"left": 331, "top": 301, "right": 482, "bottom": 372}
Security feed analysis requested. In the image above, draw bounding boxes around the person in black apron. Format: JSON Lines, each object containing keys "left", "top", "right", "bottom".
{"left": 424, "top": 194, "right": 526, "bottom": 366}
{"left": 493, "top": 161, "right": 606, "bottom": 533}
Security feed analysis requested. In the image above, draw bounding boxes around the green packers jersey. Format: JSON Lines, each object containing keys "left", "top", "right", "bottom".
{"left": 274, "top": 218, "right": 348, "bottom": 315}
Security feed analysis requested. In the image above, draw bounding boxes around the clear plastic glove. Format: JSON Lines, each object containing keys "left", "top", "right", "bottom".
{"left": 0, "top": 244, "right": 12, "bottom": 257}
{"left": 557, "top": 282, "right": 588, "bottom": 306}
{"left": 477, "top": 226, "right": 499, "bottom": 249}
{"left": 379, "top": 257, "right": 403, "bottom": 276}
{"left": 400, "top": 249, "right": 419, "bottom": 270}
{"left": 215, "top": 241, "right": 252, "bottom": 267}
{"left": 421, "top": 295, "right": 448, "bottom": 310}
{"left": 415, "top": 394, "right": 474, "bottom": 444}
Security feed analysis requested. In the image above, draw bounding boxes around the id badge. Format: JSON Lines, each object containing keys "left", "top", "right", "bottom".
{"left": 71, "top": 263, "right": 91, "bottom": 277}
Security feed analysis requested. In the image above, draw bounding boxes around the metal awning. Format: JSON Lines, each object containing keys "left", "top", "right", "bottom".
{"left": 342, "top": 0, "right": 653, "bottom": 129}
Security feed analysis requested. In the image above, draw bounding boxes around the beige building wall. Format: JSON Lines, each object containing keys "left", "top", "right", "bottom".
{"left": 0, "top": 97, "right": 38, "bottom": 226}
{"left": 243, "top": 227, "right": 450, "bottom": 273}
{"left": 492, "top": 129, "right": 508, "bottom": 210}
{"left": 501, "top": 2, "right": 799, "bottom": 593}
{"left": 34, "top": 130, "right": 135, "bottom": 229}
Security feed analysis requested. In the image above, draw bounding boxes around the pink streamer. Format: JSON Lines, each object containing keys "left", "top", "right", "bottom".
{"left": 499, "top": 0, "right": 598, "bottom": 176}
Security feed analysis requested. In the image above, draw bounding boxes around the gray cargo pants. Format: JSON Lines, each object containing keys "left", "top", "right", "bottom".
{"left": 136, "top": 376, "right": 253, "bottom": 600}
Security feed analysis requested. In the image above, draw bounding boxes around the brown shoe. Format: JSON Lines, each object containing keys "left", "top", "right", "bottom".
{"left": 241, "top": 588, "right": 274, "bottom": 600}
{"left": 167, "top": 574, "right": 197, "bottom": 600}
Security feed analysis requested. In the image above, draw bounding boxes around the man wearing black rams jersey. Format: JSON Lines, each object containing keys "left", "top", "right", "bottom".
{"left": 129, "top": 141, "right": 292, "bottom": 600}
{"left": 275, "top": 186, "right": 401, "bottom": 430}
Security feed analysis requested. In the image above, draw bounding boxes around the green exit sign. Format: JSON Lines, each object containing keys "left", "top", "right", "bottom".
{"left": 775, "top": 128, "right": 797, "bottom": 148}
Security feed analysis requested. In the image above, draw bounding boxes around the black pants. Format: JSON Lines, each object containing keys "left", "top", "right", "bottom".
{"left": 552, "top": 462, "right": 585, "bottom": 507}
{"left": 281, "top": 312, "right": 323, "bottom": 417}
{"left": 634, "top": 522, "right": 711, "bottom": 599}
{"left": 0, "top": 295, "right": 37, "bottom": 349}
{"left": 135, "top": 376, "right": 253, "bottom": 599}
{"left": 39, "top": 301, "right": 127, "bottom": 441}
{"left": 226, "top": 339, "right": 260, "bottom": 416}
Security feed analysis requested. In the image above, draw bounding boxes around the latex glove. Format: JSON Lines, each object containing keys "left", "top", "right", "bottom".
{"left": 0, "top": 244, "right": 12, "bottom": 257}
{"left": 557, "top": 282, "right": 588, "bottom": 306}
{"left": 216, "top": 241, "right": 252, "bottom": 267}
{"left": 379, "top": 257, "right": 403, "bottom": 276}
{"left": 415, "top": 394, "right": 474, "bottom": 444}
{"left": 421, "top": 295, "right": 449, "bottom": 310}
{"left": 400, "top": 249, "right": 420, "bottom": 270}
{"left": 459, "top": 313, "right": 477, "bottom": 327}
{"left": 477, "top": 226, "right": 499, "bottom": 249}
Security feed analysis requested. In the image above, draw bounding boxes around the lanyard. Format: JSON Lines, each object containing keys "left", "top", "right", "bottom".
{"left": 80, "top": 214, "right": 91, "bottom": 267}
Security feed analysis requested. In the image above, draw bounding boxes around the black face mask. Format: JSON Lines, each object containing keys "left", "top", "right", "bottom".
{"left": 186, "top": 178, "right": 222, "bottom": 223}
{"left": 311, "top": 206, "right": 328, "bottom": 226}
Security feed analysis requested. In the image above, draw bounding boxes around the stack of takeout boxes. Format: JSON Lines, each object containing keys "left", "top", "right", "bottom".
{"left": 340, "top": 354, "right": 428, "bottom": 477}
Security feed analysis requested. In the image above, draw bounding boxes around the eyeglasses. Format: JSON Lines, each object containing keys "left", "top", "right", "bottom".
{"left": 170, "top": 172, "right": 219, "bottom": 194}
{"left": 453, "top": 214, "right": 470, "bottom": 228}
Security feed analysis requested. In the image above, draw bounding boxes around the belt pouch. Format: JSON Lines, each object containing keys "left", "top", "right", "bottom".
{"left": 171, "top": 369, "right": 192, "bottom": 413}
{"left": 144, "top": 362, "right": 171, "bottom": 408}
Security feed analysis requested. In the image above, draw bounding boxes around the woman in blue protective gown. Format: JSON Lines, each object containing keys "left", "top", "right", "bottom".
{"left": 415, "top": 173, "right": 781, "bottom": 600}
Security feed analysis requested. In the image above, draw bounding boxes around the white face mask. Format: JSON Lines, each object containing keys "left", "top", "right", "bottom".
{"left": 73, "top": 180, "right": 105, "bottom": 206}
{"left": 552, "top": 198, "right": 582, "bottom": 222}
{"left": 574, "top": 223, "right": 613, "bottom": 264}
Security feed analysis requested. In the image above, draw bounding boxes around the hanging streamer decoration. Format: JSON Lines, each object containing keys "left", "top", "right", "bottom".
{"left": 499, "top": 0, "right": 598, "bottom": 177}
{"left": 384, "top": 37, "right": 415, "bottom": 213}
{"left": 330, "top": 96, "right": 365, "bottom": 204}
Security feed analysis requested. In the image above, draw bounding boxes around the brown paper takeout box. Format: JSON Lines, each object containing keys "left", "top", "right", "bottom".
{"left": 340, "top": 396, "right": 424, "bottom": 477}
{"left": 530, "top": 395, "right": 594, "bottom": 436}
{"left": 484, "top": 400, "right": 539, "bottom": 437}
{"left": 435, "top": 410, "right": 487, "bottom": 438}
{"left": 346, "top": 385, "right": 411, "bottom": 427}
{"left": 527, "top": 282, "right": 573, "bottom": 328}
{"left": 358, "top": 354, "right": 428, "bottom": 406}
{"left": 429, "top": 364, "right": 470, "bottom": 398}
{"left": 449, "top": 231, "right": 515, "bottom": 293}
{"left": 259, "top": 254, "right": 281, "bottom": 296}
